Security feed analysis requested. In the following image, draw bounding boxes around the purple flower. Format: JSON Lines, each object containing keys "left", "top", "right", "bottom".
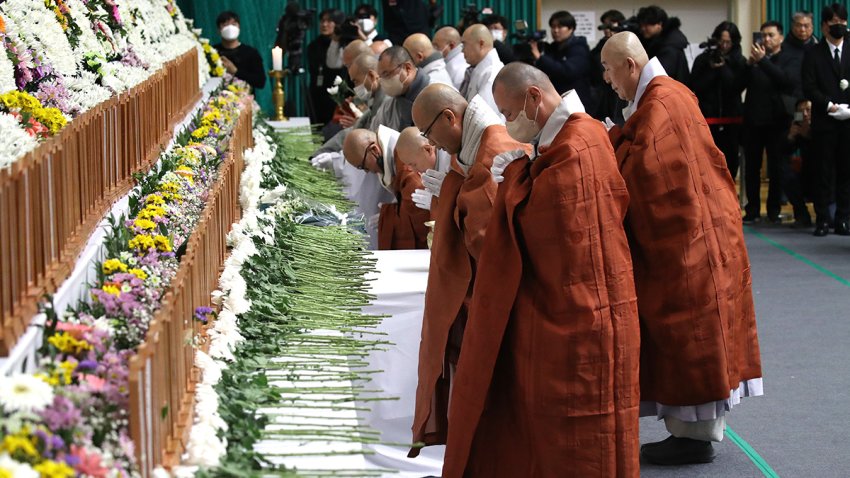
{"left": 193, "top": 306, "right": 214, "bottom": 324}
{"left": 39, "top": 394, "right": 83, "bottom": 431}
{"left": 78, "top": 359, "right": 98, "bottom": 371}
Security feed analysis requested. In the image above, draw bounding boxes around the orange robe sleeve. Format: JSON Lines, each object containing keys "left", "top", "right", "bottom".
{"left": 377, "top": 157, "right": 431, "bottom": 250}
{"left": 610, "top": 76, "right": 762, "bottom": 406}
{"left": 442, "top": 114, "right": 641, "bottom": 478}
{"left": 410, "top": 124, "right": 527, "bottom": 456}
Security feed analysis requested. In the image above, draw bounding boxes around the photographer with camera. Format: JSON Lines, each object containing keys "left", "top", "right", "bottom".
{"left": 214, "top": 11, "right": 266, "bottom": 91}
{"left": 590, "top": 9, "right": 628, "bottom": 121}
{"left": 482, "top": 14, "right": 517, "bottom": 64}
{"left": 689, "top": 21, "right": 747, "bottom": 179}
{"left": 636, "top": 5, "right": 690, "bottom": 83}
{"left": 530, "top": 11, "right": 594, "bottom": 111}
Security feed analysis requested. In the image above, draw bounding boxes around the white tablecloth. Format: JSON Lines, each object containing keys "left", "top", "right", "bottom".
{"left": 258, "top": 249, "right": 444, "bottom": 477}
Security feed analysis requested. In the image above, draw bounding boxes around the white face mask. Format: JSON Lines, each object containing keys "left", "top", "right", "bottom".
{"left": 506, "top": 91, "right": 541, "bottom": 143}
{"left": 354, "top": 83, "right": 371, "bottom": 101}
{"left": 221, "top": 25, "right": 240, "bottom": 41}
{"left": 358, "top": 18, "right": 375, "bottom": 34}
{"left": 490, "top": 29, "right": 505, "bottom": 42}
{"left": 380, "top": 67, "right": 407, "bottom": 97}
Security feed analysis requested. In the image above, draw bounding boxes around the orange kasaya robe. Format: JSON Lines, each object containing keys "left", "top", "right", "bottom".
{"left": 441, "top": 114, "right": 641, "bottom": 478}
{"left": 377, "top": 156, "right": 431, "bottom": 250}
{"left": 609, "top": 76, "right": 762, "bottom": 406}
{"left": 409, "top": 124, "right": 529, "bottom": 456}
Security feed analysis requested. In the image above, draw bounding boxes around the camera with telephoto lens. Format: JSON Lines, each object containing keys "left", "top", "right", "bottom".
{"left": 279, "top": 1, "right": 314, "bottom": 72}
{"left": 597, "top": 16, "right": 640, "bottom": 34}
{"left": 699, "top": 37, "right": 724, "bottom": 64}
{"left": 512, "top": 19, "right": 546, "bottom": 44}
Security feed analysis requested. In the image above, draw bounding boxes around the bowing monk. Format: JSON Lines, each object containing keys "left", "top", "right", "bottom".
{"left": 342, "top": 126, "right": 430, "bottom": 250}
{"left": 439, "top": 62, "right": 641, "bottom": 478}
{"left": 409, "top": 84, "right": 528, "bottom": 457}
{"left": 395, "top": 126, "right": 452, "bottom": 212}
{"left": 601, "top": 32, "right": 762, "bottom": 465}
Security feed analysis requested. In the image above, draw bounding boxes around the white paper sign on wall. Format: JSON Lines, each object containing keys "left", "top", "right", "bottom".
{"left": 572, "top": 11, "right": 597, "bottom": 44}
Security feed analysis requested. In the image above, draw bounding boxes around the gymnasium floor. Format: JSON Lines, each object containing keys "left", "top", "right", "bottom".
{"left": 640, "top": 210, "right": 850, "bottom": 477}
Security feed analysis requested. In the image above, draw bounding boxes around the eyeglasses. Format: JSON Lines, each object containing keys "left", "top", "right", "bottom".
{"left": 420, "top": 109, "right": 446, "bottom": 140}
{"left": 357, "top": 142, "right": 376, "bottom": 170}
{"left": 379, "top": 63, "right": 402, "bottom": 80}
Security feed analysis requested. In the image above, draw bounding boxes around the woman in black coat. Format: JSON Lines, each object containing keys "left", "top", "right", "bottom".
{"left": 306, "top": 9, "right": 346, "bottom": 125}
{"left": 690, "top": 21, "right": 747, "bottom": 179}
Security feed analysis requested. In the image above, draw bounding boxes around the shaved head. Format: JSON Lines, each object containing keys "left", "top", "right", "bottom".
{"left": 600, "top": 32, "right": 648, "bottom": 101}
{"left": 492, "top": 62, "right": 563, "bottom": 136}
{"left": 412, "top": 83, "right": 468, "bottom": 154}
{"left": 343, "top": 40, "right": 371, "bottom": 67}
{"left": 370, "top": 40, "right": 389, "bottom": 56}
{"left": 342, "top": 129, "right": 380, "bottom": 173}
{"left": 350, "top": 53, "right": 378, "bottom": 89}
{"left": 434, "top": 26, "right": 461, "bottom": 48}
{"left": 395, "top": 126, "right": 436, "bottom": 173}
{"left": 403, "top": 33, "right": 436, "bottom": 65}
{"left": 461, "top": 24, "right": 494, "bottom": 66}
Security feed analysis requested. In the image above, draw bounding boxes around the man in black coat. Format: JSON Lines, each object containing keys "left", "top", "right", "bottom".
{"left": 530, "top": 11, "right": 594, "bottom": 111}
{"left": 742, "top": 21, "right": 799, "bottom": 224}
{"left": 590, "top": 9, "right": 627, "bottom": 122}
{"left": 802, "top": 3, "right": 850, "bottom": 236}
{"left": 214, "top": 11, "right": 266, "bottom": 91}
{"left": 637, "top": 5, "right": 690, "bottom": 83}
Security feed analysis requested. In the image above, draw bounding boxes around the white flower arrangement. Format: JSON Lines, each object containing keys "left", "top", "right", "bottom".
{"left": 0, "top": 373, "right": 55, "bottom": 413}
{"left": 0, "top": 48, "right": 16, "bottom": 94}
{"left": 0, "top": 113, "right": 39, "bottom": 169}
{"left": 1, "top": 0, "right": 79, "bottom": 77}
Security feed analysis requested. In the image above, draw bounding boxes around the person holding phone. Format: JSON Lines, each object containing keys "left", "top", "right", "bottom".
{"left": 802, "top": 3, "right": 850, "bottom": 236}
{"left": 785, "top": 99, "right": 816, "bottom": 227}
{"left": 742, "top": 21, "right": 799, "bottom": 224}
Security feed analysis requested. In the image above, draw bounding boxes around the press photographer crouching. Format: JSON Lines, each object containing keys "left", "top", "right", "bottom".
{"left": 530, "top": 11, "right": 595, "bottom": 111}
{"left": 689, "top": 21, "right": 747, "bottom": 179}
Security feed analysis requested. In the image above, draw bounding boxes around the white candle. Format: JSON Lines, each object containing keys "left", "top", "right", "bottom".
{"left": 272, "top": 46, "right": 283, "bottom": 71}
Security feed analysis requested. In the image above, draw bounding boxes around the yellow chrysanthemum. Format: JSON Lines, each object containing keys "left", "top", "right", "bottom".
{"left": 48, "top": 332, "right": 93, "bottom": 355}
{"left": 213, "top": 66, "right": 225, "bottom": 77}
{"left": 31, "top": 107, "right": 67, "bottom": 135}
{"left": 137, "top": 205, "right": 165, "bottom": 221}
{"left": 191, "top": 126, "right": 210, "bottom": 139}
{"left": 158, "top": 181, "right": 179, "bottom": 194}
{"left": 0, "top": 468, "right": 11, "bottom": 478}
{"left": 0, "top": 434, "right": 37, "bottom": 458}
{"left": 102, "top": 258, "right": 128, "bottom": 275}
{"left": 133, "top": 218, "right": 156, "bottom": 231}
{"left": 35, "top": 372, "right": 60, "bottom": 386}
{"left": 58, "top": 361, "right": 76, "bottom": 385}
{"left": 145, "top": 194, "right": 165, "bottom": 206}
{"left": 128, "top": 268, "right": 147, "bottom": 280}
{"left": 101, "top": 284, "right": 121, "bottom": 297}
{"left": 202, "top": 43, "right": 211, "bottom": 53}
{"left": 154, "top": 235, "right": 172, "bottom": 252}
{"left": 0, "top": 91, "right": 41, "bottom": 110}
{"left": 210, "top": 52, "right": 220, "bottom": 62}
{"left": 128, "top": 234, "right": 156, "bottom": 251}
{"left": 33, "top": 460, "right": 75, "bottom": 478}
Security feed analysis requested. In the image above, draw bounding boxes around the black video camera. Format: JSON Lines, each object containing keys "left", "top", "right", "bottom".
{"left": 699, "top": 37, "right": 724, "bottom": 64}
{"left": 512, "top": 19, "right": 546, "bottom": 44}
{"left": 279, "top": 1, "right": 315, "bottom": 72}
{"left": 597, "top": 17, "right": 640, "bottom": 34}
{"left": 460, "top": 4, "right": 492, "bottom": 31}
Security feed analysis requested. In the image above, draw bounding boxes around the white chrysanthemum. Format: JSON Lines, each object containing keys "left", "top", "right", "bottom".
{"left": 1, "top": 0, "right": 78, "bottom": 77}
{"left": 0, "top": 113, "right": 39, "bottom": 170}
{"left": 66, "top": 0, "right": 109, "bottom": 58}
{"left": 0, "top": 48, "right": 15, "bottom": 94}
{"left": 183, "top": 422, "right": 227, "bottom": 466}
{"left": 64, "top": 72, "right": 112, "bottom": 113}
{"left": 0, "top": 374, "right": 54, "bottom": 413}
{"left": 0, "top": 453, "right": 38, "bottom": 478}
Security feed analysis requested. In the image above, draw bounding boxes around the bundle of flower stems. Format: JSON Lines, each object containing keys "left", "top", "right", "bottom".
{"left": 197, "top": 127, "right": 399, "bottom": 477}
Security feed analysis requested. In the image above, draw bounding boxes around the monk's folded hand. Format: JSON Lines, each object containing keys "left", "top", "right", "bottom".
{"left": 422, "top": 169, "right": 447, "bottom": 197}
{"left": 828, "top": 104, "right": 850, "bottom": 121}
{"left": 603, "top": 117, "right": 616, "bottom": 131}
{"left": 311, "top": 152, "right": 341, "bottom": 171}
{"left": 491, "top": 149, "right": 527, "bottom": 183}
{"left": 368, "top": 212, "right": 381, "bottom": 229}
{"left": 412, "top": 188, "right": 433, "bottom": 211}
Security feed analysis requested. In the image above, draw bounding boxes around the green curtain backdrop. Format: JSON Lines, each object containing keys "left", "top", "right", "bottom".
{"left": 766, "top": 1, "right": 850, "bottom": 39}
{"left": 177, "top": 0, "right": 537, "bottom": 116}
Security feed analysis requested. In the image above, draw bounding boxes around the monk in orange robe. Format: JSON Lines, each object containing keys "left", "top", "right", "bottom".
{"left": 602, "top": 32, "right": 762, "bottom": 465}
{"left": 342, "top": 126, "right": 430, "bottom": 250}
{"left": 438, "top": 63, "right": 641, "bottom": 478}
{"left": 408, "top": 84, "right": 529, "bottom": 456}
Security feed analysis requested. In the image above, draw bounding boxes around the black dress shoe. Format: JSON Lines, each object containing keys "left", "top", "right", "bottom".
{"left": 814, "top": 222, "right": 830, "bottom": 237}
{"left": 742, "top": 214, "right": 761, "bottom": 224}
{"left": 836, "top": 221, "right": 850, "bottom": 236}
{"left": 641, "top": 435, "right": 717, "bottom": 466}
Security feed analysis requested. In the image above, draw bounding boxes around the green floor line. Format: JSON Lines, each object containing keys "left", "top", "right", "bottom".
{"left": 726, "top": 427, "right": 780, "bottom": 478}
{"left": 746, "top": 227, "right": 850, "bottom": 288}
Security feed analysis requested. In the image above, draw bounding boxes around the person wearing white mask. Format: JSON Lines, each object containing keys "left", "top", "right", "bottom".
{"left": 354, "top": 3, "right": 383, "bottom": 46}
{"left": 482, "top": 14, "right": 517, "bottom": 64}
{"left": 438, "top": 60, "right": 641, "bottom": 478}
{"left": 433, "top": 26, "right": 469, "bottom": 90}
{"left": 213, "top": 11, "right": 266, "bottom": 90}
{"left": 403, "top": 33, "right": 455, "bottom": 87}
{"left": 376, "top": 46, "right": 431, "bottom": 130}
